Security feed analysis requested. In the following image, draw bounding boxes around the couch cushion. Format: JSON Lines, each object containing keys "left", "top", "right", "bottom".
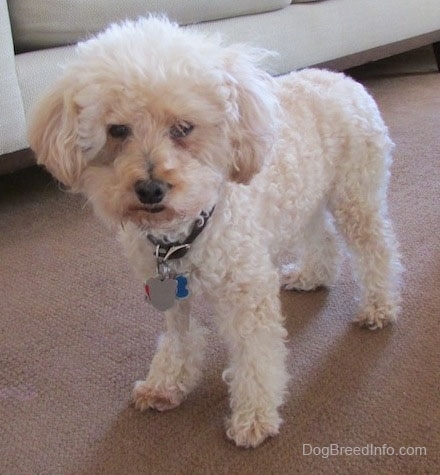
{"left": 9, "top": 0, "right": 291, "bottom": 53}
{"left": 0, "top": 0, "right": 27, "bottom": 155}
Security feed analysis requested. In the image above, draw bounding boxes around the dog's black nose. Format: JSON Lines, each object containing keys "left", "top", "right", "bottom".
{"left": 134, "top": 180, "right": 167, "bottom": 204}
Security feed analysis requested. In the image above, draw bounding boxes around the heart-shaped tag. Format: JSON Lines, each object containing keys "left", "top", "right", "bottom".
{"left": 145, "top": 277, "right": 178, "bottom": 311}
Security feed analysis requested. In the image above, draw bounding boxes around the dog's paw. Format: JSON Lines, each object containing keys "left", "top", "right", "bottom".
{"left": 226, "top": 411, "right": 281, "bottom": 448}
{"left": 133, "top": 381, "right": 185, "bottom": 412}
{"left": 354, "top": 303, "right": 397, "bottom": 330}
{"left": 280, "top": 263, "right": 329, "bottom": 291}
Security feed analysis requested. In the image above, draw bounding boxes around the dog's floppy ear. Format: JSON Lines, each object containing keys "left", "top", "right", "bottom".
{"left": 222, "top": 46, "right": 278, "bottom": 185}
{"left": 28, "top": 78, "right": 84, "bottom": 189}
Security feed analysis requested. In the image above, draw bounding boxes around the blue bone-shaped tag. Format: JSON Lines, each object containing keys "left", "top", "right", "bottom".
{"left": 175, "top": 275, "right": 189, "bottom": 300}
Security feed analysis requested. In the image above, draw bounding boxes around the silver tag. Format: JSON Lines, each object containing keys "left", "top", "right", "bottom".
{"left": 145, "top": 277, "right": 178, "bottom": 311}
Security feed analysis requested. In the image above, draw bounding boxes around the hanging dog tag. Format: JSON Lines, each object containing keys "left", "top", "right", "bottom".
{"left": 175, "top": 275, "right": 189, "bottom": 300}
{"left": 145, "top": 277, "right": 178, "bottom": 311}
{"left": 144, "top": 244, "right": 191, "bottom": 311}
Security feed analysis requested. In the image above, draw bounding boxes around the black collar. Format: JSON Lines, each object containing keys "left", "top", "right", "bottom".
{"left": 147, "top": 207, "right": 215, "bottom": 260}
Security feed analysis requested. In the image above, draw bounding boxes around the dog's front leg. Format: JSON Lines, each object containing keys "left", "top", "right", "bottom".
{"left": 216, "top": 283, "right": 289, "bottom": 448}
{"left": 133, "top": 299, "right": 206, "bottom": 411}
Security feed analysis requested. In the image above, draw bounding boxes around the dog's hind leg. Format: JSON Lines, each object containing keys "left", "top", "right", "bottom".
{"left": 133, "top": 299, "right": 206, "bottom": 411}
{"left": 330, "top": 181, "right": 402, "bottom": 330}
{"left": 281, "top": 208, "right": 341, "bottom": 291}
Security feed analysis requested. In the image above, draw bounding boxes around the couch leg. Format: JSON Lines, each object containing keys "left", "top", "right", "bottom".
{"left": 433, "top": 42, "right": 440, "bottom": 71}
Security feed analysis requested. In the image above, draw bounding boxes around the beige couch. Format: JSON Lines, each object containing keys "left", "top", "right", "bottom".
{"left": 1, "top": 0, "right": 439, "bottom": 175}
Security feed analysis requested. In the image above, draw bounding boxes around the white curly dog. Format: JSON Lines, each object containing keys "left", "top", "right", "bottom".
{"left": 29, "top": 16, "right": 402, "bottom": 448}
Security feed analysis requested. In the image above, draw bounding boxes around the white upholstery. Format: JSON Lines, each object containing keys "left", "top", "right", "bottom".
{"left": 9, "top": 0, "right": 290, "bottom": 52}
{"left": 0, "top": 0, "right": 27, "bottom": 155}
{"left": 194, "top": 0, "right": 440, "bottom": 73}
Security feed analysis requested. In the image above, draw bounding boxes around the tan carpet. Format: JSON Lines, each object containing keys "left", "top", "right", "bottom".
{"left": 1, "top": 49, "right": 439, "bottom": 474}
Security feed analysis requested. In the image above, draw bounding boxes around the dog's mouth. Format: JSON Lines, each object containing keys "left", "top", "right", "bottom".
{"left": 145, "top": 205, "right": 166, "bottom": 214}
{"left": 129, "top": 205, "right": 166, "bottom": 214}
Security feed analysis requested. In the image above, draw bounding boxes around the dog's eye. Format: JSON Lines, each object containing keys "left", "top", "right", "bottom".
{"left": 170, "top": 121, "right": 194, "bottom": 139}
{"left": 108, "top": 124, "right": 131, "bottom": 139}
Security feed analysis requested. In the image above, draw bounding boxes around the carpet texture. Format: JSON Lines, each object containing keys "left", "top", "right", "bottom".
{"left": 1, "top": 49, "right": 439, "bottom": 474}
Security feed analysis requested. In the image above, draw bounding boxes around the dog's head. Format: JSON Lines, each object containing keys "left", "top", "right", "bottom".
{"left": 29, "top": 17, "right": 278, "bottom": 232}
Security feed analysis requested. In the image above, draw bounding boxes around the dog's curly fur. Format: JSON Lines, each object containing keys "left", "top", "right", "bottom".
{"left": 29, "top": 17, "right": 402, "bottom": 448}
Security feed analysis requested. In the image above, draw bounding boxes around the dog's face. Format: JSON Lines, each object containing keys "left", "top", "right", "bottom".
{"left": 29, "top": 17, "right": 277, "bottom": 232}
